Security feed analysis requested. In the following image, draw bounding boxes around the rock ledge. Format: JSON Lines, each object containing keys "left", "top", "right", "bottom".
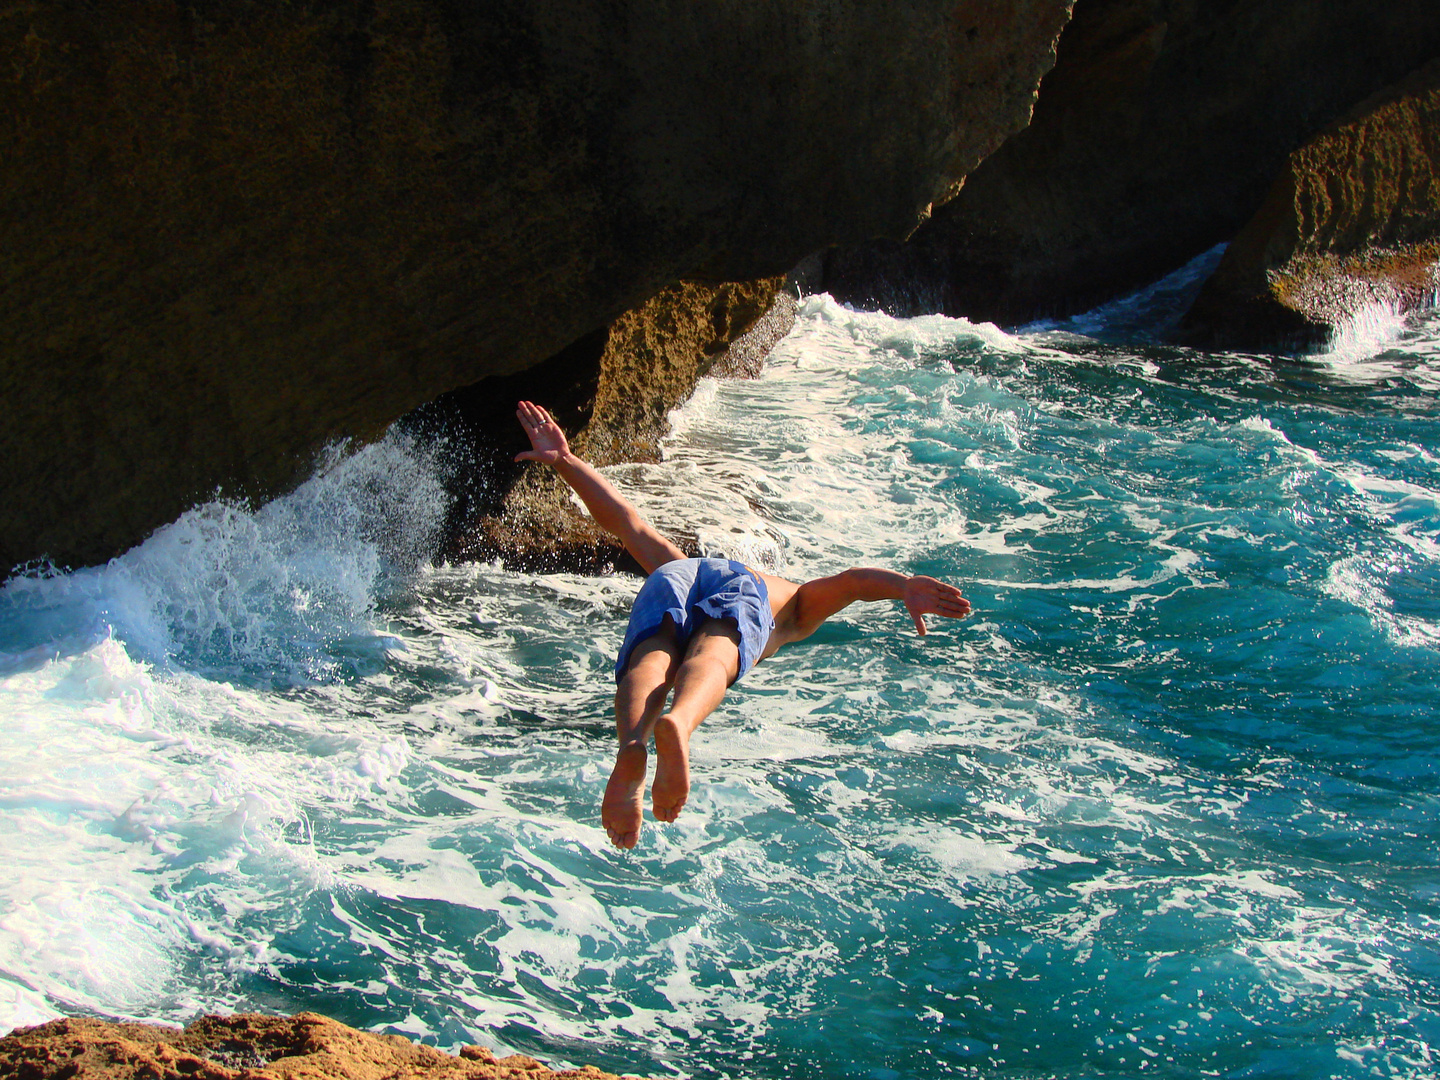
{"left": 0, "top": 1013, "right": 654, "bottom": 1080}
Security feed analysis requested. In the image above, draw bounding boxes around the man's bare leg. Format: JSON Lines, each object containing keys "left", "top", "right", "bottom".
{"left": 605, "top": 627, "right": 680, "bottom": 848}
{"left": 652, "top": 619, "right": 741, "bottom": 823}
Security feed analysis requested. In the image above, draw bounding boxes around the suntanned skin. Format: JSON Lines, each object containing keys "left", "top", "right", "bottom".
{"left": 515, "top": 400, "right": 972, "bottom": 848}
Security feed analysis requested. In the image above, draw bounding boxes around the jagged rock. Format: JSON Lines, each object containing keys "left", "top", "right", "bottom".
{"left": 1184, "top": 59, "right": 1440, "bottom": 349}
{"left": 423, "top": 279, "right": 797, "bottom": 574}
{"left": 0, "top": 0, "right": 1072, "bottom": 574}
{"left": 816, "top": 0, "right": 1440, "bottom": 326}
{"left": 0, "top": 1012, "right": 651, "bottom": 1080}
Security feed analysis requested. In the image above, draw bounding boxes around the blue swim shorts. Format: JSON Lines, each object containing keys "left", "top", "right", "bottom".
{"left": 614, "top": 558, "right": 775, "bottom": 683}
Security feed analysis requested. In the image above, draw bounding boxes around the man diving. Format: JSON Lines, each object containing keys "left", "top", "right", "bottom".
{"left": 514, "top": 400, "right": 972, "bottom": 848}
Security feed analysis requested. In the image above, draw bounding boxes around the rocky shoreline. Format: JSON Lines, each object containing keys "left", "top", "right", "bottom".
{"left": 0, "top": 1013, "right": 654, "bottom": 1080}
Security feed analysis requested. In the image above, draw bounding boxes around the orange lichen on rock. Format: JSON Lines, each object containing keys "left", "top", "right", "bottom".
{"left": 0, "top": 1013, "right": 654, "bottom": 1080}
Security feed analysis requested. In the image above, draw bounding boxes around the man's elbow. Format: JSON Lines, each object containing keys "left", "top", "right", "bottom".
{"left": 790, "top": 573, "right": 856, "bottom": 636}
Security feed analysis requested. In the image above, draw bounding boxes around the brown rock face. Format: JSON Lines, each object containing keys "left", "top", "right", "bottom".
{"left": 816, "top": 0, "right": 1440, "bottom": 326}
{"left": 0, "top": 1012, "right": 651, "bottom": 1080}
{"left": 1184, "top": 59, "right": 1440, "bottom": 349}
{"left": 423, "top": 278, "right": 796, "bottom": 573}
{"left": 0, "top": 0, "right": 1073, "bottom": 574}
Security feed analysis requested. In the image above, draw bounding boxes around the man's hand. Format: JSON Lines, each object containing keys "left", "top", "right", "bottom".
{"left": 515, "top": 400, "right": 571, "bottom": 465}
{"left": 902, "top": 575, "right": 971, "bottom": 635}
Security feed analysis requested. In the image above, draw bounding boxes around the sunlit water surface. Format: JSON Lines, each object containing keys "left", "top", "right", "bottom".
{"left": 3, "top": 266, "right": 1439, "bottom": 1079}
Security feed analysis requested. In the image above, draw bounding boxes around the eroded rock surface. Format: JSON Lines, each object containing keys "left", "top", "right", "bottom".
{"left": 422, "top": 278, "right": 796, "bottom": 573}
{"left": 0, "top": 0, "right": 1072, "bottom": 573}
{"left": 1184, "top": 59, "right": 1440, "bottom": 349}
{"left": 817, "top": 0, "right": 1440, "bottom": 327}
{"left": 0, "top": 1012, "right": 651, "bottom": 1080}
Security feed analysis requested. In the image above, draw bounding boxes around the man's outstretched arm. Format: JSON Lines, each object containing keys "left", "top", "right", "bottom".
{"left": 776, "top": 568, "right": 971, "bottom": 644}
{"left": 515, "top": 401, "right": 685, "bottom": 575}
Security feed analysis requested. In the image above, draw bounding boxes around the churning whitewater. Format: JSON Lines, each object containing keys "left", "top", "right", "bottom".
{"left": 3, "top": 270, "right": 1440, "bottom": 1079}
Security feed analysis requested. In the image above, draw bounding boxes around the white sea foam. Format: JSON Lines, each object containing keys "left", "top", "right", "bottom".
{"left": 0, "top": 430, "right": 455, "bottom": 1031}
{"left": 1312, "top": 300, "right": 1440, "bottom": 389}
{"left": 1, "top": 430, "right": 449, "bottom": 679}
{"left": 1296, "top": 442, "right": 1440, "bottom": 649}
{"left": 1324, "top": 555, "right": 1440, "bottom": 648}
{"left": 882, "top": 824, "right": 1035, "bottom": 879}
{"left": 604, "top": 296, "right": 1029, "bottom": 584}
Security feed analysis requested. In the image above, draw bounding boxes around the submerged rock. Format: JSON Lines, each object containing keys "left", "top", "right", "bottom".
{"left": 0, "top": 1012, "right": 651, "bottom": 1079}
{"left": 816, "top": 0, "right": 1440, "bottom": 327}
{"left": 0, "top": 0, "right": 1072, "bottom": 574}
{"left": 1184, "top": 59, "right": 1440, "bottom": 349}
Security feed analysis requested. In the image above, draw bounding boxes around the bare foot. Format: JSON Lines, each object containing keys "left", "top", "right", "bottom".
{"left": 602, "top": 743, "right": 647, "bottom": 849}
{"left": 651, "top": 715, "right": 692, "bottom": 823}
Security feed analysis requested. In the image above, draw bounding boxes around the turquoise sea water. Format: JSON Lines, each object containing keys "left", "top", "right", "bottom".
{"left": 2, "top": 266, "right": 1439, "bottom": 1079}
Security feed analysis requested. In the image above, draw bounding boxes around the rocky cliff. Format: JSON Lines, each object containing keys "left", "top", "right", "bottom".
{"left": 0, "top": 0, "right": 1073, "bottom": 574}
{"left": 816, "top": 0, "right": 1440, "bottom": 328}
{"left": 1184, "top": 59, "right": 1440, "bottom": 349}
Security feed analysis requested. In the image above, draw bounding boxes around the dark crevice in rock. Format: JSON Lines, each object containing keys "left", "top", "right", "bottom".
{"left": 816, "top": 0, "right": 1440, "bottom": 331}
{"left": 402, "top": 326, "right": 610, "bottom": 562}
